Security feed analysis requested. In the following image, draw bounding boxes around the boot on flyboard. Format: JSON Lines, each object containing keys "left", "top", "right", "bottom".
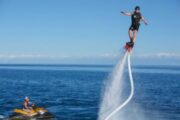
{"left": 124, "top": 41, "right": 134, "bottom": 52}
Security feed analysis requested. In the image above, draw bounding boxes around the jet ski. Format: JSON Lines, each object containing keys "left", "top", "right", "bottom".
{"left": 9, "top": 105, "right": 55, "bottom": 120}
{"left": 13, "top": 107, "right": 47, "bottom": 117}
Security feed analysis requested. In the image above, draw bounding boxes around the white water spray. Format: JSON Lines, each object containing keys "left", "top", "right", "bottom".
{"left": 98, "top": 52, "right": 134, "bottom": 120}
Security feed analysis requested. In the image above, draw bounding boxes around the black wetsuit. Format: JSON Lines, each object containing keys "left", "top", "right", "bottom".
{"left": 129, "top": 12, "right": 142, "bottom": 31}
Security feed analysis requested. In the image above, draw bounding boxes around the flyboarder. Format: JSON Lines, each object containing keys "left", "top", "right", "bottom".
{"left": 121, "top": 6, "right": 148, "bottom": 51}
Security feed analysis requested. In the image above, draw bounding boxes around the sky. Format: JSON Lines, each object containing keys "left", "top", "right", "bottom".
{"left": 0, "top": 0, "right": 180, "bottom": 64}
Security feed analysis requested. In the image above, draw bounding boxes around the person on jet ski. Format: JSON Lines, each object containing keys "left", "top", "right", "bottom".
{"left": 22, "top": 97, "right": 33, "bottom": 112}
{"left": 121, "top": 6, "right": 148, "bottom": 48}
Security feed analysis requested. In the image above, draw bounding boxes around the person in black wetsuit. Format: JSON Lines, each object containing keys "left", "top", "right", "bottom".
{"left": 121, "top": 6, "right": 148, "bottom": 48}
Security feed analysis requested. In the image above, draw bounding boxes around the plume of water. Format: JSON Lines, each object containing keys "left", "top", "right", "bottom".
{"left": 98, "top": 52, "right": 128, "bottom": 120}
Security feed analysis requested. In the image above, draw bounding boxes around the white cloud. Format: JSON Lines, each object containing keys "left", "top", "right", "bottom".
{"left": 133, "top": 52, "right": 180, "bottom": 59}
{"left": 99, "top": 53, "right": 118, "bottom": 58}
{"left": 0, "top": 52, "right": 179, "bottom": 61}
{"left": 0, "top": 54, "right": 70, "bottom": 60}
{"left": 98, "top": 52, "right": 180, "bottom": 59}
{"left": 156, "top": 53, "right": 180, "bottom": 58}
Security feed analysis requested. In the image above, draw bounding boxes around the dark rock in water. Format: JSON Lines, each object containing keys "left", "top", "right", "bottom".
{"left": 9, "top": 112, "right": 56, "bottom": 120}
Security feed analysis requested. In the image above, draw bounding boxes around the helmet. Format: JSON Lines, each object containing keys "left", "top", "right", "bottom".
{"left": 135, "top": 6, "right": 140, "bottom": 10}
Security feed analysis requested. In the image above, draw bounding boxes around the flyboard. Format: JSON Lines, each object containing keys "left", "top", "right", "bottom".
{"left": 104, "top": 41, "right": 134, "bottom": 120}
{"left": 124, "top": 41, "right": 134, "bottom": 52}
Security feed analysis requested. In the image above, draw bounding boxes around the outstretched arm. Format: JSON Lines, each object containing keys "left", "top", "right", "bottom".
{"left": 141, "top": 16, "right": 148, "bottom": 25}
{"left": 121, "top": 11, "right": 132, "bottom": 16}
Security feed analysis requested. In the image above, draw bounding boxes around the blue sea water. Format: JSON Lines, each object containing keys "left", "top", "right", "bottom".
{"left": 0, "top": 64, "right": 179, "bottom": 120}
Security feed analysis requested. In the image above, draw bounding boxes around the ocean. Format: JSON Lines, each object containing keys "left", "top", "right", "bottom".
{"left": 0, "top": 64, "right": 179, "bottom": 120}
